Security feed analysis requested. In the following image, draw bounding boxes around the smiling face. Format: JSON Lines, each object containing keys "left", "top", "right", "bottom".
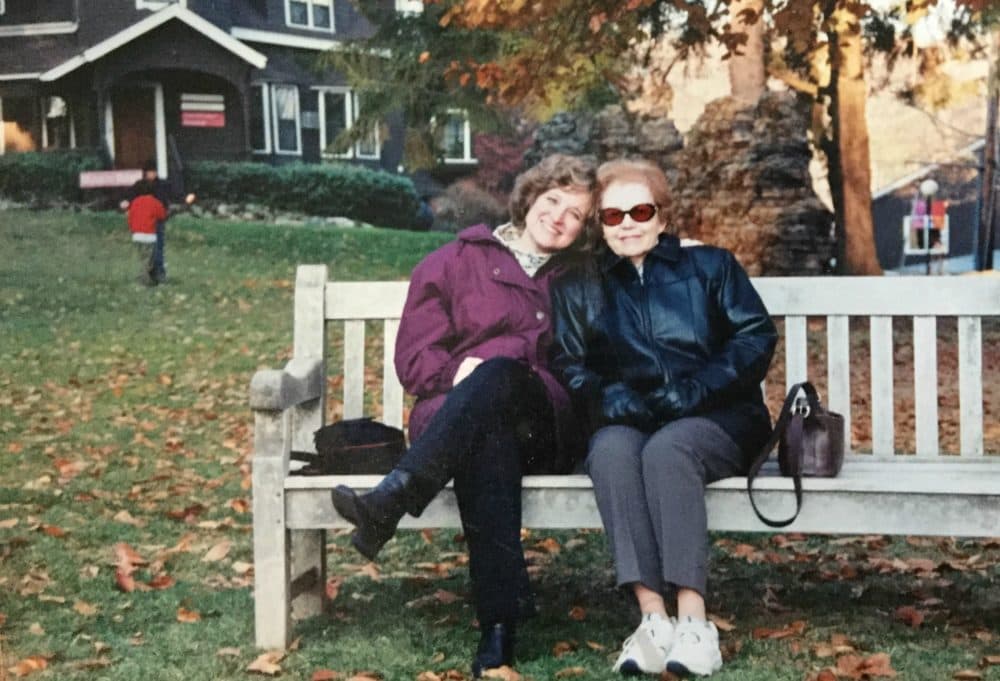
{"left": 600, "top": 180, "right": 667, "bottom": 266}
{"left": 517, "top": 186, "right": 592, "bottom": 255}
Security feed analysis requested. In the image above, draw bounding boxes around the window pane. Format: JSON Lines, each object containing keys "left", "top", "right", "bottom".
{"left": 356, "top": 129, "right": 378, "bottom": 158}
{"left": 44, "top": 97, "right": 71, "bottom": 150}
{"left": 288, "top": 0, "right": 308, "bottom": 25}
{"left": 323, "top": 92, "right": 348, "bottom": 154}
{"left": 313, "top": 4, "right": 331, "bottom": 28}
{"left": 2, "top": 97, "right": 40, "bottom": 152}
{"left": 273, "top": 86, "right": 298, "bottom": 152}
{"left": 250, "top": 86, "right": 267, "bottom": 151}
{"left": 443, "top": 114, "right": 464, "bottom": 159}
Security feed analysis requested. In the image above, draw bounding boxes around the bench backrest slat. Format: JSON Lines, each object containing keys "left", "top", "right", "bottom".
{"left": 343, "top": 320, "right": 366, "bottom": 420}
{"left": 316, "top": 274, "right": 998, "bottom": 458}
{"left": 784, "top": 315, "right": 809, "bottom": 392}
{"left": 870, "top": 316, "right": 896, "bottom": 457}
{"left": 826, "top": 315, "right": 852, "bottom": 447}
{"left": 958, "top": 316, "right": 984, "bottom": 457}
{"left": 913, "top": 316, "right": 940, "bottom": 457}
{"left": 382, "top": 320, "right": 405, "bottom": 429}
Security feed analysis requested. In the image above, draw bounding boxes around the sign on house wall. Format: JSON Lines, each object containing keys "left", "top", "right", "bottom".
{"left": 180, "top": 93, "right": 225, "bottom": 128}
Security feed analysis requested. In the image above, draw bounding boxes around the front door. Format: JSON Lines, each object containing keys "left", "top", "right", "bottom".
{"left": 112, "top": 86, "right": 156, "bottom": 169}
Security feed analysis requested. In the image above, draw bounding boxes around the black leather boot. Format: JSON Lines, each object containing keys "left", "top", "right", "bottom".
{"left": 330, "top": 469, "right": 428, "bottom": 560}
{"left": 472, "top": 622, "right": 515, "bottom": 678}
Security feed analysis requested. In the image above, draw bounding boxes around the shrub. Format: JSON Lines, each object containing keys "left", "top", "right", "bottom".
{"left": 186, "top": 161, "right": 419, "bottom": 229}
{"left": 0, "top": 151, "right": 103, "bottom": 204}
{"left": 430, "top": 179, "right": 508, "bottom": 233}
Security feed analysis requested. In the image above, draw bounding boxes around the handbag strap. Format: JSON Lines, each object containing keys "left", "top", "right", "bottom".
{"left": 746, "top": 382, "right": 813, "bottom": 527}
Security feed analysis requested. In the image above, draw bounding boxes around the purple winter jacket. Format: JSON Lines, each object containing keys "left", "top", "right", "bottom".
{"left": 394, "top": 224, "right": 583, "bottom": 472}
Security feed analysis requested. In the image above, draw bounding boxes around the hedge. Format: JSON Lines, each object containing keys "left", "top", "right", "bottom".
{"left": 186, "top": 161, "right": 419, "bottom": 229}
{"left": 0, "top": 151, "right": 103, "bottom": 204}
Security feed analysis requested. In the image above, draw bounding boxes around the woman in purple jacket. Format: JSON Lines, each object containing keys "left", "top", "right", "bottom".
{"left": 331, "top": 154, "right": 596, "bottom": 677}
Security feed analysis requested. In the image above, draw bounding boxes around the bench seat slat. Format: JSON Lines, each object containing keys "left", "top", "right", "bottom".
{"left": 284, "top": 464, "right": 1000, "bottom": 535}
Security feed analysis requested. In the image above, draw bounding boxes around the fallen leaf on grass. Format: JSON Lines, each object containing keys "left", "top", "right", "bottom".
{"left": 147, "top": 574, "right": 175, "bottom": 590}
{"left": 416, "top": 672, "right": 442, "bottom": 681}
{"left": 552, "top": 641, "right": 577, "bottom": 657}
{"left": 201, "top": 539, "right": 232, "bottom": 562}
{"left": 894, "top": 606, "right": 925, "bottom": 628}
{"left": 568, "top": 606, "right": 587, "bottom": 621}
{"left": 752, "top": 620, "right": 806, "bottom": 640}
{"left": 836, "top": 653, "right": 897, "bottom": 679}
{"left": 585, "top": 641, "right": 606, "bottom": 651}
{"left": 555, "top": 667, "right": 585, "bottom": 678}
{"left": 953, "top": 672, "right": 983, "bottom": 680}
{"left": 74, "top": 600, "right": 98, "bottom": 616}
{"left": 534, "top": 537, "right": 561, "bottom": 554}
{"left": 247, "top": 650, "right": 285, "bottom": 676}
{"left": 28, "top": 623, "right": 44, "bottom": 635}
{"left": 39, "top": 524, "right": 67, "bottom": 538}
{"left": 481, "top": 666, "right": 521, "bottom": 681}
{"left": 176, "top": 607, "right": 201, "bottom": 623}
{"left": 434, "top": 589, "right": 461, "bottom": 604}
{"left": 67, "top": 657, "right": 112, "bottom": 670}
{"left": 326, "top": 577, "right": 343, "bottom": 601}
{"left": 346, "top": 673, "right": 382, "bottom": 681}
{"left": 0, "top": 518, "right": 19, "bottom": 529}
{"left": 9, "top": 656, "right": 49, "bottom": 677}
{"left": 113, "top": 510, "right": 146, "bottom": 527}
{"left": 708, "top": 614, "right": 736, "bottom": 631}
{"left": 228, "top": 498, "right": 249, "bottom": 514}
{"left": 312, "top": 669, "right": 342, "bottom": 680}
{"left": 981, "top": 656, "right": 1000, "bottom": 667}
{"left": 216, "top": 647, "right": 241, "bottom": 657}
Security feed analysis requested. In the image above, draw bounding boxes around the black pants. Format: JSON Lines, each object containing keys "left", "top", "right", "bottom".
{"left": 396, "top": 357, "right": 554, "bottom": 624}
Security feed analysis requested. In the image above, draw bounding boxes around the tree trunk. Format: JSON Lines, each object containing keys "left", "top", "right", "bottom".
{"left": 976, "top": 28, "right": 999, "bottom": 271}
{"left": 727, "top": 0, "right": 766, "bottom": 105}
{"left": 827, "top": 3, "right": 882, "bottom": 275}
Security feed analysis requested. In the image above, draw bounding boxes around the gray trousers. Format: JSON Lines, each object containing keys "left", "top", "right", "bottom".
{"left": 586, "top": 418, "right": 746, "bottom": 597}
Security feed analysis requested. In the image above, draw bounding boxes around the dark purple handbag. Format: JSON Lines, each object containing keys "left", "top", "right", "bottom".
{"left": 747, "top": 382, "right": 845, "bottom": 527}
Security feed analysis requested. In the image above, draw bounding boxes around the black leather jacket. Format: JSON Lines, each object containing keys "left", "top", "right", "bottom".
{"left": 550, "top": 234, "right": 778, "bottom": 456}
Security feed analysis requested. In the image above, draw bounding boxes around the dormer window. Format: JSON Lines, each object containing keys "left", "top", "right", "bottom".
{"left": 287, "top": 0, "right": 334, "bottom": 31}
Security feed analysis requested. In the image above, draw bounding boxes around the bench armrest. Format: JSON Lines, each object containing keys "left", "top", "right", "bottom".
{"left": 249, "top": 357, "right": 324, "bottom": 412}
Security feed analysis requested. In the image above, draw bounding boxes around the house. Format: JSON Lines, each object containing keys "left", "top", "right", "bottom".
{"left": 0, "top": 0, "right": 477, "bottom": 180}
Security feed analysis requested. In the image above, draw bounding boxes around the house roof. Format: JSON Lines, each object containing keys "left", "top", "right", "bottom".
{"left": 40, "top": 5, "right": 266, "bottom": 82}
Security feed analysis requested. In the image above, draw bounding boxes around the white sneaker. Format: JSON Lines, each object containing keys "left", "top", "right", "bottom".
{"left": 664, "top": 616, "right": 723, "bottom": 677}
{"left": 612, "top": 613, "right": 675, "bottom": 675}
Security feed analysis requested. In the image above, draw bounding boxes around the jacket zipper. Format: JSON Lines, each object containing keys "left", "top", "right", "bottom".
{"left": 638, "top": 272, "right": 669, "bottom": 383}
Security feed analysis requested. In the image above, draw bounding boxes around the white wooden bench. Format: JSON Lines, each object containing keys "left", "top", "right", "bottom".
{"left": 249, "top": 265, "right": 1000, "bottom": 649}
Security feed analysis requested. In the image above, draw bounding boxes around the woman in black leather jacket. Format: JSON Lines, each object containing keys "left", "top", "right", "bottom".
{"left": 550, "top": 159, "right": 777, "bottom": 678}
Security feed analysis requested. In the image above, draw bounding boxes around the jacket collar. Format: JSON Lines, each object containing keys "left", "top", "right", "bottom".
{"left": 456, "top": 223, "right": 570, "bottom": 286}
{"left": 600, "top": 233, "right": 683, "bottom": 273}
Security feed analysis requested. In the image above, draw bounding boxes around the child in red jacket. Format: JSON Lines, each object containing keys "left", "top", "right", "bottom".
{"left": 126, "top": 182, "right": 167, "bottom": 286}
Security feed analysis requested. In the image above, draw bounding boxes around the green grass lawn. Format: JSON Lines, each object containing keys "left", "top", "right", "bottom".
{"left": 0, "top": 209, "right": 998, "bottom": 681}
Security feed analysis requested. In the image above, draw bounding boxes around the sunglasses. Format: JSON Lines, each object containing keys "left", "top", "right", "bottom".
{"left": 599, "top": 203, "right": 658, "bottom": 226}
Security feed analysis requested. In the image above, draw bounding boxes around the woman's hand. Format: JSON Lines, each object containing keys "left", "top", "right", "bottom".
{"left": 646, "top": 379, "right": 707, "bottom": 421}
{"left": 452, "top": 357, "right": 484, "bottom": 387}
{"left": 602, "top": 383, "right": 654, "bottom": 429}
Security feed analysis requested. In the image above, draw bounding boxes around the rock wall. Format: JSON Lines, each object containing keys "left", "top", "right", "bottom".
{"left": 526, "top": 92, "right": 835, "bottom": 275}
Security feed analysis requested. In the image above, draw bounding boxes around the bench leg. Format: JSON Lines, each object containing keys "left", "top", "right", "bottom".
{"left": 253, "top": 412, "right": 292, "bottom": 650}
{"left": 291, "top": 529, "right": 326, "bottom": 620}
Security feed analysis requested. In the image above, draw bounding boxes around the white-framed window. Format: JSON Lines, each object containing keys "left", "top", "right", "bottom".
{"left": 271, "top": 84, "right": 301, "bottom": 155}
{"left": 250, "top": 83, "right": 271, "bottom": 153}
{"left": 286, "top": 0, "right": 334, "bottom": 31}
{"left": 439, "top": 109, "right": 475, "bottom": 164}
{"left": 394, "top": 0, "right": 423, "bottom": 14}
{"left": 136, "top": 0, "right": 187, "bottom": 10}
{"left": 0, "top": 1, "right": 6, "bottom": 15}
{"left": 316, "top": 87, "right": 380, "bottom": 160}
